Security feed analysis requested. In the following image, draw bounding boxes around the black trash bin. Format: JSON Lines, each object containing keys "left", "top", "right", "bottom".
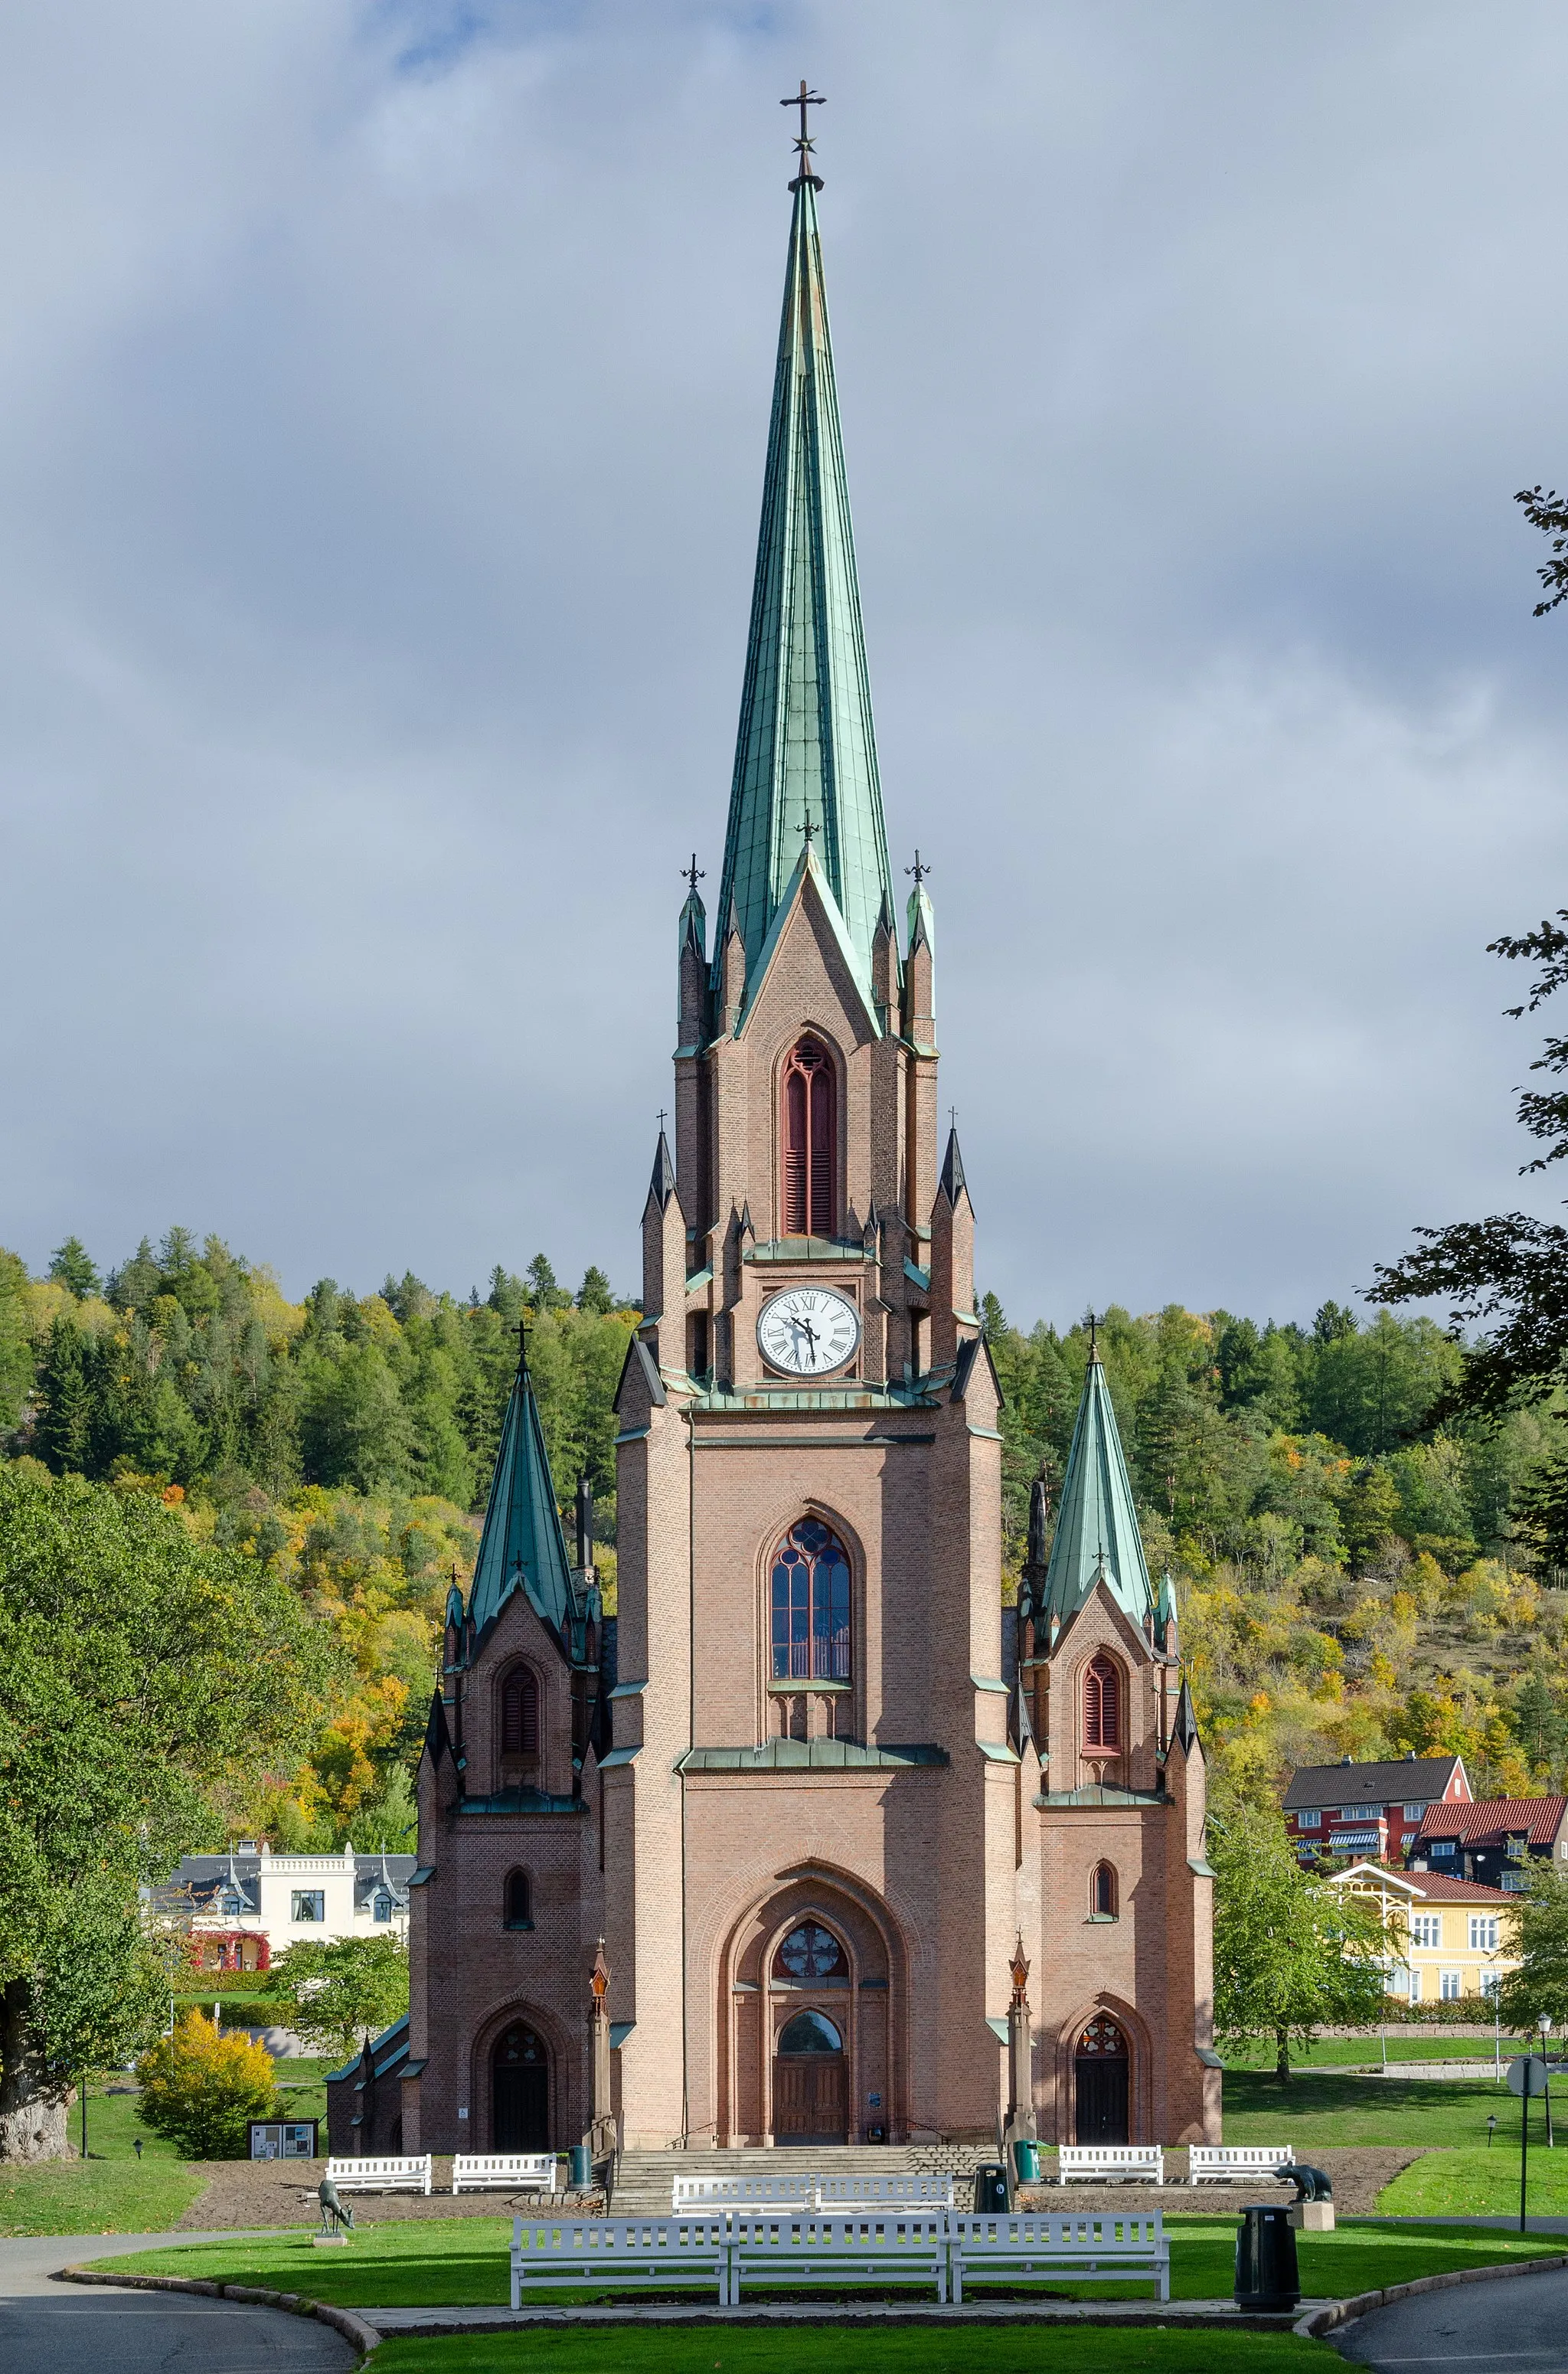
{"left": 1233, "top": 2202, "right": 1301, "bottom": 2312}
{"left": 972, "top": 2162, "right": 1009, "bottom": 2212}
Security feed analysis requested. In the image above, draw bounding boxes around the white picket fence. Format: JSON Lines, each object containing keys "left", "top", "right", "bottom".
{"left": 510, "top": 2207, "right": 1168, "bottom": 2309}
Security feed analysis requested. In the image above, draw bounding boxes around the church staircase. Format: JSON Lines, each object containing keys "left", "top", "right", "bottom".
{"left": 608, "top": 2143, "right": 995, "bottom": 2216}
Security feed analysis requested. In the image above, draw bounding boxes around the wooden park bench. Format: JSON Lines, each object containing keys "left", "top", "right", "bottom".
{"left": 671, "top": 2170, "right": 815, "bottom": 2214}
{"left": 949, "top": 2210, "right": 1168, "bottom": 2303}
{"left": 727, "top": 2210, "right": 950, "bottom": 2303}
{"left": 452, "top": 2152, "right": 558, "bottom": 2196}
{"left": 815, "top": 2171, "right": 955, "bottom": 2212}
{"left": 1187, "top": 2144, "right": 1294, "bottom": 2185}
{"left": 324, "top": 2153, "right": 432, "bottom": 2196}
{"left": 511, "top": 2213, "right": 733, "bottom": 2307}
{"left": 1056, "top": 2144, "right": 1165, "bottom": 2185}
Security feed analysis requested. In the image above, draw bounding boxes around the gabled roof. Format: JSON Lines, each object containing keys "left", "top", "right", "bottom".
{"left": 1327, "top": 1860, "right": 1512, "bottom": 1904}
{"left": 467, "top": 1351, "right": 577, "bottom": 1640}
{"left": 646, "top": 1129, "right": 678, "bottom": 1213}
{"left": 1283, "top": 1755, "right": 1466, "bottom": 1811}
{"left": 710, "top": 175, "right": 895, "bottom": 1011}
{"left": 1416, "top": 1796, "right": 1568, "bottom": 1845}
{"left": 1042, "top": 1351, "right": 1153, "bottom": 1630}
{"left": 938, "top": 1127, "right": 968, "bottom": 1208}
{"left": 732, "top": 839, "right": 880, "bottom": 1040}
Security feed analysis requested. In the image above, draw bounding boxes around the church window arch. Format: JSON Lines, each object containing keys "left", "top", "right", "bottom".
{"left": 1090, "top": 1861, "right": 1119, "bottom": 1918}
{"left": 500, "top": 1663, "right": 540, "bottom": 1758}
{"left": 781, "top": 1035, "right": 837, "bottom": 1237}
{"left": 1083, "top": 1653, "right": 1122, "bottom": 1753}
{"left": 769, "top": 1518, "right": 852, "bottom": 1682}
{"left": 503, "top": 1869, "right": 534, "bottom": 1930}
{"left": 773, "top": 1921, "right": 851, "bottom": 1985}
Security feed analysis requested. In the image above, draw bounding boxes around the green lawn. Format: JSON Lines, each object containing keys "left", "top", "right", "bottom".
{"left": 0, "top": 2058, "right": 331, "bottom": 2237}
{"left": 85, "top": 2217, "right": 1566, "bottom": 2310}
{"left": 1222, "top": 2066, "right": 1515, "bottom": 2147}
{"left": 1224, "top": 2035, "right": 1524, "bottom": 2070}
{"left": 1380, "top": 2142, "right": 1568, "bottom": 2216}
{"left": 374, "top": 2336, "right": 1335, "bottom": 2374}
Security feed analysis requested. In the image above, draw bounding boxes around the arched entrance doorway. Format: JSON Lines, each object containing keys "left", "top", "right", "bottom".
{"left": 1074, "top": 2013, "right": 1129, "bottom": 2144}
{"left": 773, "top": 2009, "right": 847, "bottom": 2143}
{"left": 492, "top": 2021, "right": 549, "bottom": 2151}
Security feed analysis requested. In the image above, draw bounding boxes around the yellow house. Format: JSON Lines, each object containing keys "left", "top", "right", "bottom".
{"left": 1326, "top": 1862, "right": 1517, "bottom": 2006}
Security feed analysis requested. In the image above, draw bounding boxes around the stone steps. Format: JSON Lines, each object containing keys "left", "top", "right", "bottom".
{"left": 609, "top": 2144, "right": 995, "bottom": 2217}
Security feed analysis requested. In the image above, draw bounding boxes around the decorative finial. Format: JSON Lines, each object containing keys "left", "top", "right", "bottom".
{"left": 1086, "top": 1309, "right": 1102, "bottom": 1359}
{"left": 782, "top": 79, "right": 825, "bottom": 191}
{"left": 1008, "top": 1933, "right": 1031, "bottom": 2006}
{"left": 906, "top": 849, "right": 933, "bottom": 888}
{"left": 516, "top": 1315, "right": 530, "bottom": 1371}
{"left": 681, "top": 853, "right": 704, "bottom": 896}
{"left": 657, "top": 1107, "right": 668, "bottom": 1133}
{"left": 949, "top": 1105, "right": 958, "bottom": 1133}
{"left": 797, "top": 809, "right": 819, "bottom": 846}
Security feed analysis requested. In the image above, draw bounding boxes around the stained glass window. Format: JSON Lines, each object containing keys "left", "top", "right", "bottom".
{"left": 773, "top": 1921, "right": 850, "bottom": 1983}
{"left": 1076, "top": 2014, "right": 1128, "bottom": 2057}
{"left": 770, "top": 1518, "right": 851, "bottom": 1682}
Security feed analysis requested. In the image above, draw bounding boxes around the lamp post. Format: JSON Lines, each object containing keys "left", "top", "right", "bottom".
{"left": 1488, "top": 2114, "right": 1498, "bottom": 2149}
{"left": 1540, "top": 2016, "right": 1553, "bottom": 2149}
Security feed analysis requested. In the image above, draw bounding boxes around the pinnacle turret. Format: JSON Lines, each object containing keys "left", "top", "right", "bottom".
{"left": 467, "top": 1345, "right": 579, "bottom": 1640}
{"left": 1042, "top": 1343, "right": 1155, "bottom": 1632}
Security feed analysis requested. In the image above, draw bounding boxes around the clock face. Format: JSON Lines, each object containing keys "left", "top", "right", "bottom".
{"left": 757, "top": 1286, "right": 861, "bottom": 1378}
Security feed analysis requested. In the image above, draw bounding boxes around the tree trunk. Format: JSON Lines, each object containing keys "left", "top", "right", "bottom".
{"left": 1276, "top": 2027, "right": 1291, "bottom": 2085}
{"left": 0, "top": 1978, "right": 74, "bottom": 2162}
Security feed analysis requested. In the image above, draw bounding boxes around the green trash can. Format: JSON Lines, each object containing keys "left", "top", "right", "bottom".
{"left": 568, "top": 2143, "right": 592, "bottom": 2191}
{"left": 1012, "top": 2139, "right": 1040, "bottom": 2185}
{"left": 1233, "top": 2202, "right": 1300, "bottom": 2312}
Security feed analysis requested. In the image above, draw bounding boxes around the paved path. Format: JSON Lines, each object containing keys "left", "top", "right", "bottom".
{"left": 1338, "top": 2260, "right": 1568, "bottom": 2370}
{"left": 0, "top": 2233, "right": 354, "bottom": 2372}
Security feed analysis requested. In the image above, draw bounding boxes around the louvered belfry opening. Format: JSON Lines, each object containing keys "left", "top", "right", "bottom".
{"left": 782, "top": 1035, "right": 836, "bottom": 1237}
{"left": 1083, "top": 1653, "right": 1122, "bottom": 1752}
{"left": 501, "top": 1664, "right": 539, "bottom": 1758}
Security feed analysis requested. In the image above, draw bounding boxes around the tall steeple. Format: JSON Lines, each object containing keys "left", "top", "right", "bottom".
{"left": 1043, "top": 1337, "right": 1155, "bottom": 1632}
{"left": 468, "top": 1340, "right": 579, "bottom": 1639}
{"left": 711, "top": 132, "right": 895, "bottom": 1008}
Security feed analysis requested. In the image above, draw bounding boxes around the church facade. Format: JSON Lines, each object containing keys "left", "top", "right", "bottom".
{"left": 361, "top": 139, "right": 1220, "bottom": 2163}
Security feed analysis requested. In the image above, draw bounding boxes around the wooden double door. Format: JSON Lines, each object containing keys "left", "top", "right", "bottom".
{"left": 773, "top": 2051, "right": 847, "bottom": 2143}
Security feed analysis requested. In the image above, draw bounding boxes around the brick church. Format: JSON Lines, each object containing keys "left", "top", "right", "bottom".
{"left": 335, "top": 124, "right": 1220, "bottom": 2164}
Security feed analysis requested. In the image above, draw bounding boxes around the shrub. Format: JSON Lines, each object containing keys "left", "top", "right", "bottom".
{"left": 136, "top": 2009, "right": 279, "bottom": 2157}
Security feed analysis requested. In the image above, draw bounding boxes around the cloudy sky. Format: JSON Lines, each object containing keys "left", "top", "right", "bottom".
{"left": 3, "top": 0, "right": 1566, "bottom": 1330}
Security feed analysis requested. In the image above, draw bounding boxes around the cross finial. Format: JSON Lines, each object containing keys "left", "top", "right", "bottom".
{"left": 797, "top": 809, "right": 819, "bottom": 846}
{"left": 656, "top": 1107, "right": 668, "bottom": 1133}
{"left": 681, "top": 853, "right": 704, "bottom": 896}
{"left": 781, "top": 79, "right": 825, "bottom": 190}
{"left": 1086, "top": 1309, "right": 1102, "bottom": 1359}
{"left": 517, "top": 1315, "right": 530, "bottom": 1371}
{"left": 949, "top": 1105, "right": 958, "bottom": 1133}
{"left": 906, "top": 849, "right": 933, "bottom": 888}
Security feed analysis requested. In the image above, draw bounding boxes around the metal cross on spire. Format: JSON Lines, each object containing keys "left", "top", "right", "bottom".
{"left": 1085, "top": 1309, "right": 1103, "bottom": 1359}
{"left": 681, "top": 853, "right": 704, "bottom": 896}
{"left": 782, "top": 79, "right": 825, "bottom": 190}
{"left": 906, "top": 849, "right": 933, "bottom": 888}
{"left": 797, "top": 808, "right": 819, "bottom": 845}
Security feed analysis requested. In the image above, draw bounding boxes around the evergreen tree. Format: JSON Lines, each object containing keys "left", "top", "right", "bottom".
{"left": 47, "top": 1237, "right": 100, "bottom": 1299}
{"left": 576, "top": 1267, "right": 615, "bottom": 1315}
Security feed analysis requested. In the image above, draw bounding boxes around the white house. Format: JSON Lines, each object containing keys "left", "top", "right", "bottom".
{"left": 155, "top": 1843, "right": 413, "bottom": 1971}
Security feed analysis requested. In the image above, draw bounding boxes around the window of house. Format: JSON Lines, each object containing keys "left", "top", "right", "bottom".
{"left": 1090, "top": 1862, "right": 1118, "bottom": 1918}
{"left": 770, "top": 1519, "right": 851, "bottom": 1682}
{"left": 219, "top": 1890, "right": 245, "bottom": 1917}
{"left": 1507, "top": 1834, "right": 1528, "bottom": 1861}
{"left": 1469, "top": 1915, "right": 1499, "bottom": 1951}
{"left": 781, "top": 1036, "right": 836, "bottom": 1237}
{"left": 1083, "top": 1655, "right": 1121, "bottom": 1752}
{"left": 1480, "top": 1970, "right": 1503, "bottom": 1999}
{"left": 1440, "top": 1970, "right": 1462, "bottom": 2000}
{"left": 504, "top": 1870, "right": 533, "bottom": 1931}
{"left": 1295, "top": 1810, "right": 1321, "bottom": 1830}
{"left": 1410, "top": 1913, "right": 1441, "bottom": 1948}
{"left": 502, "top": 1666, "right": 539, "bottom": 1757}
{"left": 1407, "top": 1967, "right": 1422, "bottom": 2003}
{"left": 1502, "top": 1872, "right": 1527, "bottom": 1892}
{"left": 1403, "top": 1803, "right": 1427, "bottom": 1821}
{"left": 372, "top": 1890, "right": 394, "bottom": 1924}
{"left": 1429, "top": 1839, "right": 1456, "bottom": 1858}
{"left": 291, "top": 1892, "right": 325, "bottom": 1922}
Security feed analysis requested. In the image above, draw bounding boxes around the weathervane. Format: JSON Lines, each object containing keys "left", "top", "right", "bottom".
{"left": 782, "top": 79, "right": 825, "bottom": 191}
{"left": 681, "top": 853, "right": 704, "bottom": 895}
{"left": 906, "top": 849, "right": 933, "bottom": 888}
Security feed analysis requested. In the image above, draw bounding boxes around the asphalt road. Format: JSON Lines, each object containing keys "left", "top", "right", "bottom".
{"left": 0, "top": 2233, "right": 354, "bottom": 2372}
{"left": 1338, "top": 2261, "right": 1568, "bottom": 2371}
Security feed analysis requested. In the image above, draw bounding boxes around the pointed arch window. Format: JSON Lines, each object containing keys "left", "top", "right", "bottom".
{"left": 1083, "top": 1654, "right": 1122, "bottom": 1752}
{"left": 782, "top": 1036, "right": 837, "bottom": 1238}
{"left": 501, "top": 1665, "right": 539, "bottom": 1757}
{"left": 1090, "top": 1862, "right": 1119, "bottom": 1918}
{"left": 770, "top": 1517, "right": 851, "bottom": 1682}
{"left": 504, "top": 1869, "right": 533, "bottom": 1930}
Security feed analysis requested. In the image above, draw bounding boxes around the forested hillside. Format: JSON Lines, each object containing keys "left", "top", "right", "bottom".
{"left": 4, "top": 1228, "right": 1567, "bottom": 1835}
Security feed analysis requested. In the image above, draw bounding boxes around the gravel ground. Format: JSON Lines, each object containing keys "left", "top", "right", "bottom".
{"left": 175, "top": 2160, "right": 603, "bottom": 2230}
{"left": 1015, "top": 2147, "right": 1427, "bottom": 2218}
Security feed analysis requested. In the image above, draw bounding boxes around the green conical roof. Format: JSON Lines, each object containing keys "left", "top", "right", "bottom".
{"left": 468, "top": 1354, "right": 577, "bottom": 1640}
{"left": 712, "top": 176, "right": 894, "bottom": 1004}
{"left": 1043, "top": 1352, "right": 1155, "bottom": 1631}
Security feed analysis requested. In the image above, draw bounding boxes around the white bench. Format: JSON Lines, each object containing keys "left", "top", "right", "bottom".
{"left": 453, "top": 2153, "right": 558, "bottom": 2196}
{"left": 671, "top": 2172, "right": 815, "bottom": 2213}
{"left": 1187, "top": 2145, "right": 1294, "bottom": 2186}
{"left": 1057, "top": 2145, "right": 1164, "bottom": 2186}
{"left": 325, "top": 2153, "right": 432, "bottom": 2196}
{"left": 817, "top": 2173, "right": 955, "bottom": 2211}
{"left": 511, "top": 2214, "right": 733, "bottom": 2307}
{"left": 727, "top": 2211, "right": 949, "bottom": 2303}
{"left": 950, "top": 2211, "right": 1168, "bottom": 2303}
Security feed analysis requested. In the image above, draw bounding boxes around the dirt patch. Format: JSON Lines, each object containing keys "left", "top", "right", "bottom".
{"left": 176, "top": 2158, "right": 603, "bottom": 2230}
{"left": 1015, "top": 2147, "right": 1427, "bottom": 2219}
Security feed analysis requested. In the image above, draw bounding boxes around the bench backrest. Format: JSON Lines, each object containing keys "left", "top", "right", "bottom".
{"left": 513, "top": 2215, "right": 730, "bottom": 2259}
{"left": 456, "top": 2154, "right": 556, "bottom": 2179}
{"left": 671, "top": 2173, "right": 815, "bottom": 2209}
{"left": 954, "top": 2210, "right": 1164, "bottom": 2251}
{"left": 727, "top": 2212, "right": 947, "bottom": 2254}
{"left": 1189, "top": 2145, "right": 1293, "bottom": 2169}
{"left": 815, "top": 2173, "right": 954, "bottom": 2207}
{"left": 325, "top": 2155, "right": 430, "bottom": 2180}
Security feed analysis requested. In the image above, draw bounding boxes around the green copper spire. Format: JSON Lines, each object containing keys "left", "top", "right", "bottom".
{"left": 468, "top": 1347, "right": 577, "bottom": 1640}
{"left": 1043, "top": 1346, "right": 1155, "bottom": 1632}
{"left": 712, "top": 165, "right": 894, "bottom": 1003}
